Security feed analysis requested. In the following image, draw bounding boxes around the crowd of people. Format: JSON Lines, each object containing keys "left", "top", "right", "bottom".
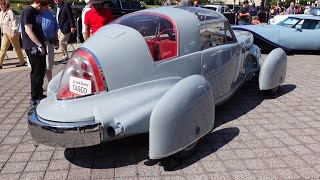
{"left": 237, "top": 0, "right": 314, "bottom": 25}
{"left": 0, "top": 0, "right": 113, "bottom": 106}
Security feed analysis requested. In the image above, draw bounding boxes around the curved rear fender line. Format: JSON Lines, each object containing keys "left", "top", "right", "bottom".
{"left": 149, "top": 75, "right": 215, "bottom": 159}
{"left": 259, "top": 48, "right": 287, "bottom": 90}
{"left": 47, "top": 71, "right": 62, "bottom": 97}
{"left": 92, "top": 77, "right": 182, "bottom": 139}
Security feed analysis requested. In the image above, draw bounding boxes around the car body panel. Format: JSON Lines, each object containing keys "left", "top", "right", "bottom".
{"left": 28, "top": 6, "right": 287, "bottom": 159}
{"left": 149, "top": 75, "right": 214, "bottom": 159}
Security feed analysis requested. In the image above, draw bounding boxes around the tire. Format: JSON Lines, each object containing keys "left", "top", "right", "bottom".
{"left": 262, "top": 85, "right": 280, "bottom": 96}
{"left": 159, "top": 141, "right": 198, "bottom": 171}
{"left": 174, "top": 141, "right": 198, "bottom": 160}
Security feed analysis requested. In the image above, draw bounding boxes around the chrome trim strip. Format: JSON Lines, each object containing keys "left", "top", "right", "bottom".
{"left": 27, "top": 107, "right": 102, "bottom": 148}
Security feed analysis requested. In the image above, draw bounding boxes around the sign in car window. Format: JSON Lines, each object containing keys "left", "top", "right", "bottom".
{"left": 69, "top": 76, "right": 92, "bottom": 95}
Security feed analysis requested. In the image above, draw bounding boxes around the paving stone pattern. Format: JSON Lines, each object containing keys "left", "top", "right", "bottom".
{"left": 0, "top": 53, "right": 320, "bottom": 179}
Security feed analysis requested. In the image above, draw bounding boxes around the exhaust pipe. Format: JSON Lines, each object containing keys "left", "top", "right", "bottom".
{"left": 107, "top": 122, "right": 125, "bottom": 138}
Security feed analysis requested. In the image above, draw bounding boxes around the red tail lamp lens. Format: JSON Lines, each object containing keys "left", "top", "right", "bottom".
{"left": 57, "top": 49, "right": 107, "bottom": 99}
{"left": 83, "top": 72, "right": 91, "bottom": 79}
{"left": 81, "top": 62, "right": 88, "bottom": 71}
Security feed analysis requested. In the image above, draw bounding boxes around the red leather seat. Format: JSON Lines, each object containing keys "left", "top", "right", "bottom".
{"left": 158, "top": 39, "right": 177, "bottom": 60}
{"left": 146, "top": 39, "right": 156, "bottom": 60}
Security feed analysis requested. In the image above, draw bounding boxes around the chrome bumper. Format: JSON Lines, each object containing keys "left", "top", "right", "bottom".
{"left": 27, "top": 107, "right": 103, "bottom": 148}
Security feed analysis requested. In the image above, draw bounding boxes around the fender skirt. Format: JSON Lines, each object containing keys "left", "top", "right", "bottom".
{"left": 259, "top": 48, "right": 287, "bottom": 90}
{"left": 149, "top": 75, "right": 215, "bottom": 159}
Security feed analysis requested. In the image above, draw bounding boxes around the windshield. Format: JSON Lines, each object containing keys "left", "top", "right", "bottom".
{"left": 277, "top": 17, "right": 300, "bottom": 27}
{"left": 305, "top": 8, "right": 320, "bottom": 15}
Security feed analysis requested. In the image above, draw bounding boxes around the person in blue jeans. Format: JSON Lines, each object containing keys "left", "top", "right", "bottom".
{"left": 41, "top": 8, "right": 59, "bottom": 82}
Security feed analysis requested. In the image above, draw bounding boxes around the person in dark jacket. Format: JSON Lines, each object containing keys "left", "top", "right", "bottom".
{"left": 53, "top": 0, "right": 75, "bottom": 64}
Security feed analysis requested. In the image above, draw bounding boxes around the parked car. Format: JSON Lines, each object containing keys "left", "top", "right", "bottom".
{"left": 28, "top": 6, "right": 287, "bottom": 162}
{"left": 72, "top": 0, "right": 143, "bottom": 19}
{"left": 233, "top": 15, "right": 320, "bottom": 52}
{"left": 202, "top": 4, "right": 236, "bottom": 25}
{"left": 70, "top": 0, "right": 143, "bottom": 43}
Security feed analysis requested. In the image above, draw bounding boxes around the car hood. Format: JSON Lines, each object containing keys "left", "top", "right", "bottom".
{"left": 232, "top": 25, "right": 291, "bottom": 51}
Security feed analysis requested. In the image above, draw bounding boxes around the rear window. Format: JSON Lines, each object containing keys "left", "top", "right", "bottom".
{"left": 112, "top": 13, "right": 178, "bottom": 61}
{"left": 120, "top": 0, "right": 141, "bottom": 9}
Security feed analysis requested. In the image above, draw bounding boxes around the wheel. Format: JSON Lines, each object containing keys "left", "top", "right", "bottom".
{"left": 160, "top": 141, "right": 198, "bottom": 171}
{"left": 174, "top": 141, "right": 198, "bottom": 160}
{"left": 262, "top": 85, "right": 280, "bottom": 96}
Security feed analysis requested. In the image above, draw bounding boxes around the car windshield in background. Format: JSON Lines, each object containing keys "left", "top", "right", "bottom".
{"left": 277, "top": 17, "right": 300, "bottom": 27}
{"left": 305, "top": 8, "right": 320, "bottom": 16}
{"left": 121, "top": 0, "right": 141, "bottom": 9}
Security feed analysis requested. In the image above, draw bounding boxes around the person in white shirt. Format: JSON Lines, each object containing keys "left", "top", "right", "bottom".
{"left": 0, "top": 0, "right": 26, "bottom": 69}
{"left": 82, "top": 0, "right": 92, "bottom": 40}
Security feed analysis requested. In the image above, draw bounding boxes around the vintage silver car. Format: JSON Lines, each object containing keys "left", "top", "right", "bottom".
{"left": 28, "top": 6, "right": 287, "bottom": 160}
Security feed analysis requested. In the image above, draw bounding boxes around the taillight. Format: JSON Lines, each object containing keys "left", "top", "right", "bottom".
{"left": 57, "top": 49, "right": 108, "bottom": 99}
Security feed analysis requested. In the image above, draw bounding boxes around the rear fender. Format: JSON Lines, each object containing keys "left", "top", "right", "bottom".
{"left": 259, "top": 48, "right": 287, "bottom": 90}
{"left": 149, "top": 75, "right": 214, "bottom": 159}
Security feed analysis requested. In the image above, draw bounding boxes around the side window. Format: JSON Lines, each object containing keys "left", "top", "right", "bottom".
{"left": 120, "top": 0, "right": 131, "bottom": 9}
{"left": 301, "top": 19, "right": 320, "bottom": 29}
{"left": 225, "top": 7, "right": 232, "bottom": 13}
{"left": 221, "top": 7, "right": 225, "bottom": 13}
{"left": 200, "top": 22, "right": 225, "bottom": 50}
{"left": 225, "top": 22, "right": 236, "bottom": 43}
{"left": 108, "top": 0, "right": 119, "bottom": 8}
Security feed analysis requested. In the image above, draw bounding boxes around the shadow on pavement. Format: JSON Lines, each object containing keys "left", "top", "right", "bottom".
{"left": 65, "top": 134, "right": 149, "bottom": 168}
{"left": 164, "top": 127, "right": 240, "bottom": 171}
{"left": 214, "top": 81, "right": 296, "bottom": 128}
{"left": 64, "top": 81, "right": 296, "bottom": 170}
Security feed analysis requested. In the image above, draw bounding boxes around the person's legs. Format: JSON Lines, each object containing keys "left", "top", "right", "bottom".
{"left": 10, "top": 35, "right": 26, "bottom": 65}
{"left": 26, "top": 50, "right": 47, "bottom": 105}
{"left": 0, "top": 34, "right": 11, "bottom": 67}
{"left": 58, "top": 29, "right": 71, "bottom": 60}
{"left": 238, "top": 21, "right": 246, "bottom": 25}
{"left": 45, "top": 41, "right": 55, "bottom": 82}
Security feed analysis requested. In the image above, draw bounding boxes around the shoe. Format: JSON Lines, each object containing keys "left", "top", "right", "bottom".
{"left": 60, "top": 58, "right": 68, "bottom": 64}
{"left": 30, "top": 99, "right": 40, "bottom": 106}
{"left": 16, "top": 62, "right": 27, "bottom": 67}
{"left": 38, "top": 94, "right": 47, "bottom": 100}
{"left": 0, "top": 65, "right": 2, "bottom": 69}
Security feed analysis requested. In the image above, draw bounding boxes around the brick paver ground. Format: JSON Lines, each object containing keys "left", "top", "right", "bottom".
{"left": 0, "top": 49, "right": 319, "bottom": 179}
